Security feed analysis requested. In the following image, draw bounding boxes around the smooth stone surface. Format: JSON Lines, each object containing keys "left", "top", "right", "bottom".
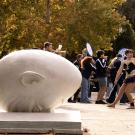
{"left": 0, "top": 110, "right": 82, "bottom": 134}
{"left": 59, "top": 92, "right": 135, "bottom": 135}
{"left": 0, "top": 50, "right": 82, "bottom": 112}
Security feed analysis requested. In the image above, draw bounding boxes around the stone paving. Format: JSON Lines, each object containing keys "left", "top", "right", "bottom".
{"left": 0, "top": 92, "right": 134, "bottom": 135}
{"left": 59, "top": 93, "right": 135, "bottom": 135}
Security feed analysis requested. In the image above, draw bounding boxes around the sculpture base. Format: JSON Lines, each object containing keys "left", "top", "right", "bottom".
{"left": 0, "top": 110, "right": 82, "bottom": 135}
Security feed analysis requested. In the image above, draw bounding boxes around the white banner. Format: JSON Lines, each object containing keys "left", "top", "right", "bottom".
{"left": 86, "top": 43, "right": 93, "bottom": 56}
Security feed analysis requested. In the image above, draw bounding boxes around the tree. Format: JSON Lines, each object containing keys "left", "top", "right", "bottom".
{"left": 112, "top": 0, "right": 135, "bottom": 52}
{"left": 46, "top": 0, "right": 51, "bottom": 23}
{"left": 0, "top": 0, "right": 127, "bottom": 54}
{"left": 121, "top": 0, "right": 135, "bottom": 30}
{"left": 65, "top": 0, "right": 127, "bottom": 52}
{"left": 0, "top": 0, "right": 47, "bottom": 51}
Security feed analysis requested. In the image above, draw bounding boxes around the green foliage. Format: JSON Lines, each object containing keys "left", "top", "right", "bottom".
{"left": 121, "top": 0, "right": 135, "bottom": 30}
{"left": 112, "top": 0, "right": 135, "bottom": 52}
{"left": 0, "top": 0, "right": 46, "bottom": 51}
{"left": 0, "top": 0, "right": 127, "bottom": 53}
{"left": 67, "top": 0, "right": 127, "bottom": 52}
{"left": 113, "top": 24, "right": 135, "bottom": 52}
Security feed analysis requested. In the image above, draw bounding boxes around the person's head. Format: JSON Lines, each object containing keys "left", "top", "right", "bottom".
{"left": 96, "top": 50, "right": 105, "bottom": 58}
{"left": 125, "top": 49, "right": 134, "bottom": 58}
{"left": 116, "top": 54, "right": 122, "bottom": 58}
{"left": 76, "top": 54, "right": 83, "bottom": 61}
{"left": 43, "top": 42, "right": 53, "bottom": 52}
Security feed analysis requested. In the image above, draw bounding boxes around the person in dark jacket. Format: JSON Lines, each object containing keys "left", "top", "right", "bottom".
{"left": 68, "top": 54, "right": 83, "bottom": 103}
{"left": 95, "top": 50, "right": 108, "bottom": 104}
{"left": 107, "top": 54, "right": 128, "bottom": 103}
{"left": 80, "top": 56, "right": 96, "bottom": 103}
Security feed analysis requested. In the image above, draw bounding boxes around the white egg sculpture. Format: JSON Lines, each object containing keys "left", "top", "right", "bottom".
{"left": 0, "top": 50, "right": 82, "bottom": 112}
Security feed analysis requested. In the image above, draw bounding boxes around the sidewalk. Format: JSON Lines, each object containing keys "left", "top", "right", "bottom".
{"left": 59, "top": 100, "right": 135, "bottom": 135}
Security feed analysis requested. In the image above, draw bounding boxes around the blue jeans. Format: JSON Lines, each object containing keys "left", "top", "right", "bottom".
{"left": 80, "top": 77, "right": 90, "bottom": 102}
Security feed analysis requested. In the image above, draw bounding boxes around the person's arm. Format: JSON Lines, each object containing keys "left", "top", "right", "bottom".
{"left": 91, "top": 58, "right": 96, "bottom": 65}
{"left": 133, "top": 58, "right": 135, "bottom": 64}
{"left": 90, "top": 63, "right": 96, "bottom": 72}
{"left": 108, "top": 58, "right": 116, "bottom": 68}
{"left": 96, "top": 59, "right": 101, "bottom": 69}
{"left": 114, "top": 61, "right": 124, "bottom": 85}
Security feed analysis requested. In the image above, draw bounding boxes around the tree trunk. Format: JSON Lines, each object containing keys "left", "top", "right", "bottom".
{"left": 46, "top": 0, "right": 51, "bottom": 24}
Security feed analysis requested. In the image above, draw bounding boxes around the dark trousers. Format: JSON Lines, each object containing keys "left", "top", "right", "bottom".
{"left": 107, "top": 75, "right": 128, "bottom": 103}
{"left": 73, "top": 89, "right": 80, "bottom": 101}
{"left": 68, "top": 88, "right": 81, "bottom": 102}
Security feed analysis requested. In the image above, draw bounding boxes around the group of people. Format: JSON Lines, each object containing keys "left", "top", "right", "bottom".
{"left": 69, "top": 50, "right": 109, "bottom": 104}
{"left": 1, "top": 41, "right": 135, "bottom": 109}
{"left": 69, "top": 48, "right": 135, "bottom": 109}
{"left": 33, "top": 41, "right": 135, "bottom": 109}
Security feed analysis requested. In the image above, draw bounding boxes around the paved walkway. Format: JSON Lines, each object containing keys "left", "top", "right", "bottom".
{"left": 59, "top": 102, "right": 135, "bottom": 135}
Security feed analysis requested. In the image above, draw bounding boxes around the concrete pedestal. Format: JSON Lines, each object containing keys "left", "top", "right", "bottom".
{"left": 0, "top": 110, "right": 82, "bottom": 135}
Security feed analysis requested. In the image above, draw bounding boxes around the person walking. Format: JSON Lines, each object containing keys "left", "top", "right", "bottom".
{"left": 108, "top": 49, "right": 135, "bottom": 109}
{"left": 80, "top": 56, "right": 96, "bottom": 103}
{"left": 95, "top": 50, "right": 108, "bottom": 104}
{"left": 68, "top": 54, "right": 84, "bottom": 103}
{"left": 107, "top": 54, "right": 128, "bottom": 103}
